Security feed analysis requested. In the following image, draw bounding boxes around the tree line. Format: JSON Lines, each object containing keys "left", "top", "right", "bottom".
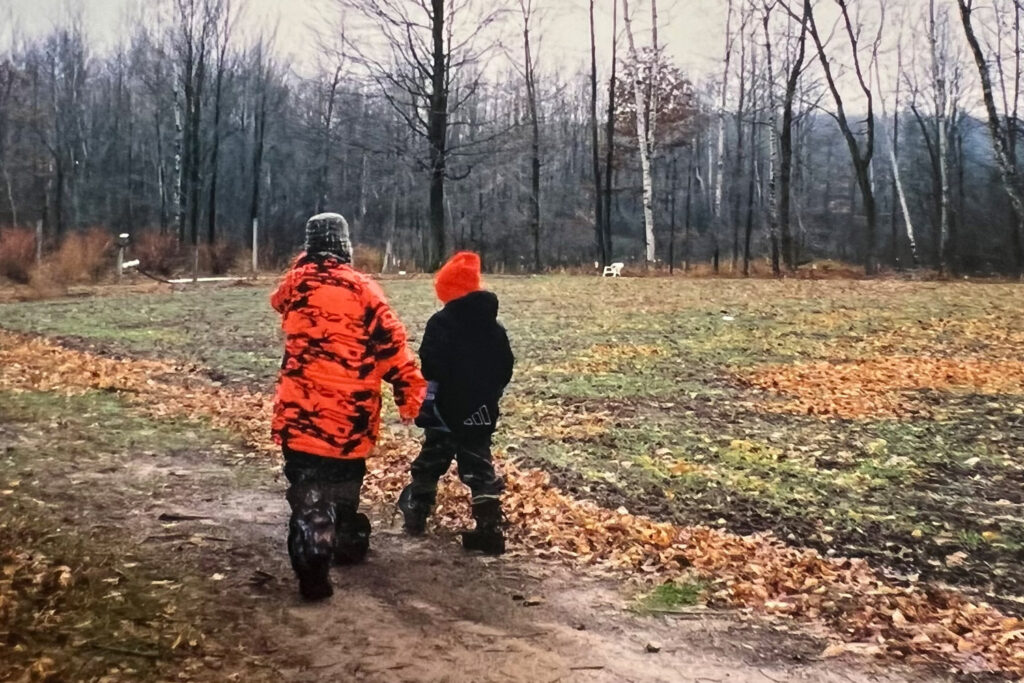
{"left": 0, "top": 0, "right": 1021, "bottom": 275}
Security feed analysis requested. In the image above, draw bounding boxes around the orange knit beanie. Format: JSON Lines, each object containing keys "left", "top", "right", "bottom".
{"left": 435, "top": 251, "right": 482, "bottom": 303}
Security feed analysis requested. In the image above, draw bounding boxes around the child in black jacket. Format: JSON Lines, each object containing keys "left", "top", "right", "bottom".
{"left": 398, "top": 252, "right": 515, "bottom": 554}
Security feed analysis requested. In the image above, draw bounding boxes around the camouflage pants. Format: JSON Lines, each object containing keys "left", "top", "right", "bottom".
{"left": 407, "top": 429, "right": 505, "bottom": 509}
{"left": 283, "top": 449, "right": 366, "bottom": 519}
{"left": 282, "top": 449, "right": 367, "bottom": 573}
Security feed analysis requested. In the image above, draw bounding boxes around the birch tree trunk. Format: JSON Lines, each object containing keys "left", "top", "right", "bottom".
{"left": 621, "top": 0, "right": 656, "bottom": 264}
{"left": 743, "top": 38, "right": 758, "bottom": 277}
{"left": 761, "top": 6, "right": 780, "bottom": 276}
{"left": 930, "top": 0, "right": 951, "bottom": 273}
{"left": 877, "top": 35, "right": 919, "bottom": 267}
{"left": 173, "top": 67, "right": 183, "bottom": 243}
{"left": 713, "top": 0, "right": 735, "bottom": 273}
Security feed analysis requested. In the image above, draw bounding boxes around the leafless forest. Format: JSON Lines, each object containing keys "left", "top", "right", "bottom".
{"left": 0, "top": 0, "right": 1022, "bottom": 275}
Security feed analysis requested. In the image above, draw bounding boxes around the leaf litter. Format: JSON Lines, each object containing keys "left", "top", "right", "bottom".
{"left": 1, "top": 330, "right": 1023, "bottom": 677}
{"left": 741, "top": 355, "right": 1024, "bottom": 419}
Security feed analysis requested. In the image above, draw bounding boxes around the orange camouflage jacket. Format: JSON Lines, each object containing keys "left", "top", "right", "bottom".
{"left": 271, "top": 255, "right": 425, "bottom": 460}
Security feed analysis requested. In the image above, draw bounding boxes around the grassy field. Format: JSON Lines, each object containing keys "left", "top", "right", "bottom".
{"left": 2, "top": 276, "right": 1023, "bottom": 611}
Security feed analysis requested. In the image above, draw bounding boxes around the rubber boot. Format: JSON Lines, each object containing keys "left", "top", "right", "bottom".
{"left": 334, "top": 510, "right": 371, "bottom": 565}
{"left": 288, "top": 504, "right": 335, "bottom": 601}
{"left": 461, "top": 498, "right": 505, "bottom": 555}
{"left": 397, "top": 485, "right": 430, "bottom": 536}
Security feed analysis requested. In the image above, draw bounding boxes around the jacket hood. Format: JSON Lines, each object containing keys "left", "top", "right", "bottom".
{"left": 444, "top": 290, "right": 499, "bottom": 322}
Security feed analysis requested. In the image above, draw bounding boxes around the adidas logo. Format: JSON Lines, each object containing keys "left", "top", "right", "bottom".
{"left": 463, "top": 405, "right": 492, "bottom": 427}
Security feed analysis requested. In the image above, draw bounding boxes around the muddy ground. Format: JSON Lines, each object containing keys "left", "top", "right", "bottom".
{"left": 0, "top": 390, "right": 940, "bottom": 682}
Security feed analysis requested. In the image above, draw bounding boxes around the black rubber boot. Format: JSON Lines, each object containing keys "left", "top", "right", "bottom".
{"left": 462, "top": 498, "right": 505, "bottom": 555}
{"left": 334, "top": 511, "right": 371, "bottom": 565}
{"left": 288, "top": 505, "right": 335, "bottom": 601}
{"left": 397, "top": 485, "right": 430, "bottom": 536}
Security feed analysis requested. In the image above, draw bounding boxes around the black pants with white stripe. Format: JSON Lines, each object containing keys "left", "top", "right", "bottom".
{"left": 408, "top": 428, "right": 505, "bottom": 508}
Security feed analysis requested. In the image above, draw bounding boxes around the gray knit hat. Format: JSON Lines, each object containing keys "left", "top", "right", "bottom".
{"left": 304, "top": 212, "right": 352, "bottom": 263}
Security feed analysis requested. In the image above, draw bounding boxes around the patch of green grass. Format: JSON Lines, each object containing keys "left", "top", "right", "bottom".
{"left": 0, "top": 390, "right": 241, "bottom": 456}
{"left": 957, "top": 530, "right": 985, "bottom": 550}
{"left": 635, "top": 580, "right": 710, "bottom": 612}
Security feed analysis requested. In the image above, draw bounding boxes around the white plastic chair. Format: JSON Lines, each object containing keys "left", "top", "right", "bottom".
{"left": 602, "top": 262, "right": 624, "bottom": 277}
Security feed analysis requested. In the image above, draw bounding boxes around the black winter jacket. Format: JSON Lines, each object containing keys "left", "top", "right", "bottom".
{"left": 418, "top": 291, "right": 514, "bottom": 435}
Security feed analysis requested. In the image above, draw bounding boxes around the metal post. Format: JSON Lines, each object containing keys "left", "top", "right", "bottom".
{"left": 116, "top": 233, "right": 130, "bottom": 282}
{"left": 251, "top": 217, "right": 258, "bottom": 277}
{"left": 35, "top": 220, "right": 43, "bottom": 265}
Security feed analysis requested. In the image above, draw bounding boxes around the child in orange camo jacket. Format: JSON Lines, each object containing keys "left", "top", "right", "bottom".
{"left": 271, "top": 212, "right": 425, "bottom": 600}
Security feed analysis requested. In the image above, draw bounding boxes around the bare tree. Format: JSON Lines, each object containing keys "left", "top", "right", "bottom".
{"left": 0, "top": 56, "right": 18, "bottom": 226}
{"left": 39, "top": 21, "right": 89, "bottom": 236}
{"left": 775, "top": 0, "right": 809, "bottom": 272}
{"left": 958, "top": 0, "right": 1024, "bottom": 276}
{"left": 314, "top": 56, "right": 344, "bottom": 214}
{"left": 519, "top": 0, "right": 542, "bottom": 272}
{"left": 804, "top": 0, "right": 883, "bottom": 275}
{"left": 603, "top": 0, "right": 619, "bottom": 262}
{"left": 206, "top": 0, "right": 234, "bottom": 246}
{"left": 5, "top": 0, "right": 1024, "bottom": 277}
{"left": 338, "top": 0, "right": 497, "bottom": 270}
{"left": 248, "top": 35, "right": 272, "bottom": 266}
{"left": 730, "top": 5, "right": 753, "bottom": 271}
{"left": 590, "top": 0, "right": 606, "bottom": 268}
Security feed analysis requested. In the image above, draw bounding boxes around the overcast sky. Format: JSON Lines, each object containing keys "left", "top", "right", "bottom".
{"left": 1, "top": 0, "right": 728, "bottom": 77}
{"left": 5, "top": 0, "right": 1008, "bottom": 118}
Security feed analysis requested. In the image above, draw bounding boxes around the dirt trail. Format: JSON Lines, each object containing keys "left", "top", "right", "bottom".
{"left": 0, "top": 405, "right": 933, "bottom": 683}
{"left": 131, "top": 452, "right": 929, "bottom": 683}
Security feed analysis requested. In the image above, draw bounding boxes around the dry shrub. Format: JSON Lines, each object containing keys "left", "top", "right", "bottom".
{"left": 233, "top": 247, "right": 256, "bottom": 275}
{"left": 26, "top": 265, "right": 67, "bottom": 299}
{"left": 200, "top": 241, "right": 239, "bottom": 276}
{"left": 0, "top": 228, "right": 37, "bottom": 284}
{"left": 793, "top": 259, "right": 866, "bottom": 280}
{"left": 353, "top": 244, "right": 384, "bottom": 273}
{"left": 133, "top": 230, "right": 180, "bottom": 277}
{"left": 52, "top": 228, "right": 112, "bottom": 284}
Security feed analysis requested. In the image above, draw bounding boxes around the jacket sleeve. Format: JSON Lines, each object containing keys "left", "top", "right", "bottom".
{"left": 270, "top": 270, "right": 294, "bottom": 314}
{"left": 363, "top": 279, "right": 426, "bottom": 421}
{"left": 418, "top": 315, "right": 451, "bottom": 385}
{"left": 498, "top": 325, "right": 515, "bottom": 388}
